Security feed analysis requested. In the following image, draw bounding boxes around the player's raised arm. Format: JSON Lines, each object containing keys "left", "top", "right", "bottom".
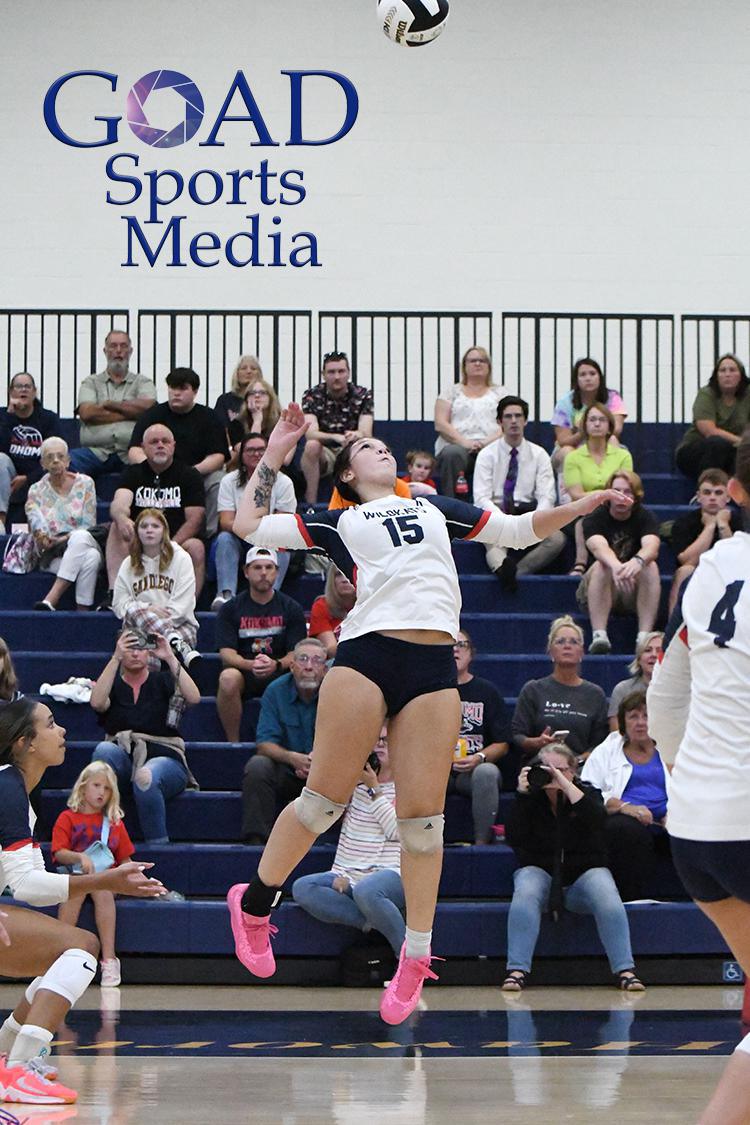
{"left": 530, "top": 488, "right": 633, "bottom": 542}
{"left": 234, "top": 404, "right": 309, "bottom": 540}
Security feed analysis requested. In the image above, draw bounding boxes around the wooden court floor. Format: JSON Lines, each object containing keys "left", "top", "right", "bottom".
{"left": 0, "top": 984, "right": 744, "bottom": 1123}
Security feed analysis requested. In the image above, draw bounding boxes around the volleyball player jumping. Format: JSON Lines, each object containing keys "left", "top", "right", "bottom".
{"left": 0, "top": 698, "right": 164, "bottom": 1105}
{"left": 228, "top": 403, "right": 628, "bottom": 1024}
{"left": 649, "top": 431, "right": 750, "bottom": 1125}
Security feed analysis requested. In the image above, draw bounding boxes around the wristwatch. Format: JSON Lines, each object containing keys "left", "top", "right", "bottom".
{"left": 366, "top": 787, "right": 381, "bottom": 799}
{"left": 477, "top": 752, "right": 487, "bottom": 763}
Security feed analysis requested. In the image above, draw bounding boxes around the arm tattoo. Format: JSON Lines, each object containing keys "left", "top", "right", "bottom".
{"left": 252, "top": 461, "right": 277, "bottom": 512}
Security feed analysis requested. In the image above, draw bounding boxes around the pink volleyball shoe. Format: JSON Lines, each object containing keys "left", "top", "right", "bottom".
{"left": 0, "top": 1055, "right": 77, "bottom": 1104}
{"left": 379, "top": 942, "right": 441, "bottom": 1025}
{"left": 226, "top": 883, "right": 278, "bottom": 978}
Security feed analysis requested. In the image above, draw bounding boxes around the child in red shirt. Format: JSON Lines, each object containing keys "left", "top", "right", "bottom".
{"left": 400, "top": 449, "right": 438, "bottom": 495}
{"left": 52, "top": 762, "right": 134, "bottom": 987}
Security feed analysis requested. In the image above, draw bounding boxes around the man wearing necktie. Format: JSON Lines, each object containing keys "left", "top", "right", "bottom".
{"left": 473, "top": 396, "right": 566, "bottom": 591}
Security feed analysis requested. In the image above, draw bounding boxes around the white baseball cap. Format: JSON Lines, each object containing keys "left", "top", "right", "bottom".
{"left": 245, "top": 545, "right": 279, "bottom": 566}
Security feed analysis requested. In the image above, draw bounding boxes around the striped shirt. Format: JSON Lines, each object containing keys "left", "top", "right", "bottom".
{"left": 331, "top": 781, "right": 400, "bottom": 885}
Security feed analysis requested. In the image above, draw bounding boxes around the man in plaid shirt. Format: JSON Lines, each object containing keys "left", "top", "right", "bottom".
{"left": 300, "top": 351, "right": 374, "bottom": 504}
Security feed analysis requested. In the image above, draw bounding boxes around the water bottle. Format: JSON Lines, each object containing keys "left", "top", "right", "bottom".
{"left": 455, "top": 472, "right": 469, "bottom": 497}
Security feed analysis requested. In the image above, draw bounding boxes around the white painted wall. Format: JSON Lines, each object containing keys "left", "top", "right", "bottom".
{"left": 1, "top": 0, "right": 748, "bottom": 412}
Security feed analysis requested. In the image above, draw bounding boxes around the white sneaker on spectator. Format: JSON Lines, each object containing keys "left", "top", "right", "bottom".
{"left": 211, "top": 592, "right": 231, "bottom": 612}
{"left": 100, "top": 958, "right": 121, "bottom": 987}
{"left": 589, "top": 630, "right": 611, "bottom": 655}
{"left": 168, "top": 634, "right": 202, "bottom": 669}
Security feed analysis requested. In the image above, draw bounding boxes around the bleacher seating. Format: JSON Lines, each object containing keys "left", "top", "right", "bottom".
{"left": 3, "top": 419, "right": 729, "bottom": 982}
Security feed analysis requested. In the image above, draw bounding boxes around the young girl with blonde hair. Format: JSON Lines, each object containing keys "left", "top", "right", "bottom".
{"left": 52, "top": 762, "right": 135, "bottom": 987}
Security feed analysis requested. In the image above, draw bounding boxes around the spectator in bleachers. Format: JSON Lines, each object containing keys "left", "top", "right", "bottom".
{"left": 502, "top": 742, "right": 644, "bottom": 992}
{"left": 90, "top": 628, "right": 200, "bottom": 844}
{"left": 577, "top": 470, "right": 662, "bottom": 655}
{"left": 213, "top": 354, "right": 263, "bottom": 429}
{"left": 103, "top": 424, "right": 206, "bottom": 607}
{"left": 212, "top": 433, "right": 297, "bottom": 611}
{"left": 0, "top": 372, "right": 62, "bottom": 521}
{"left": 473, "top": 395, "right": 565, "bottom": 590}
{"left": 551, "top": 358, "right": 628, "bottom": 476}
{"left": 241, "top": 637, "right": 327, "bottom": 843}
{"left": 26, "top": 437, "right": 104, "bottom": 613}
{"left": 216, "top": 546, "right": 307, "bottom": 742}
{"left": 128, "top": 367, "right": 228, "bottom": 536}
{"left": 582, "top": 692, "right": 669, "bottom": 902}
{"left": 563, "top": 403, "right": 634, "bottom": 577}
{"left": 608, "top": 631, "right": 663, "bottom": 731}
{"left": 70, "top": 329, "right": 156, "bottom": 479}
{"left": 512, "top": 615, "right": 609, "bottom": 763}
{"left": 308, "top": 565, "right": 356, "bottom": 659}
{"left": 668, "top": 468, "right": 743, "bottom": 615}
{"left": 227, "top": 378, "right": 281, "bottom": 451}
{"left": 301, "top": 351, "right": 374, "bottom": 505}
{"left": 449, "top": 628, "right": 511, "bottom": 842}
{"left": 399, "top": 450, "right": 437, "bottom": 497}
{"left": 113, "top": 508, "right": 201, "bottom": 670}
{"left": 675, "top": 354, "right": 750, "bottom": 480}
{"left": 292, "top": 725, "right": 405, "bottom": 958}
{"left": 434, "top": 346, "right": 508, "bottom": 499}
{"left": 0, "top": 637, "right": 22, "bottom": 701}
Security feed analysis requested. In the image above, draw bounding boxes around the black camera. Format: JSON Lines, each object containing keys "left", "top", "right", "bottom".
{"left": 526, "top": 764, "right": 553, "bottom": 791}
{"left": 367, "top": 751, "right": 381, "bottom": 775}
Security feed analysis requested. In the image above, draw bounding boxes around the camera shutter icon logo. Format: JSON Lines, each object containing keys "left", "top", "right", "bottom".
{"left": 126, "top": 69, "right": 204, "bottom": 148}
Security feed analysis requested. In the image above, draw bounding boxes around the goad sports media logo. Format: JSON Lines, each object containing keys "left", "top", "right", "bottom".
{"left": 126, "top": 69, "right": 204, "bottom": 148}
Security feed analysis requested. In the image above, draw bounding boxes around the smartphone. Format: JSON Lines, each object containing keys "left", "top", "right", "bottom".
{"left": 367, "top": 751, "right": 381, "bottom": 775}
{"left": 145, "top": 633, "right": 159, "bottom": 650}
{"left": 553, "top": 729, "right": 570, "bottom": 740}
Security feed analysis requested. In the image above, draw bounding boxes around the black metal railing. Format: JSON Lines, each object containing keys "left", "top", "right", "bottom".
{"left": 681, "top": 314, "right": 750, "bottom": 419}
{"left": 501, "top": 312, "right": 676, "bottom": 425}
{"left": 0, "top": 309, "right": 129, "bottom": 415}
{"left": 136, "top": 309, "right": 313, "bottom": 405}
{"left": 318, "top": 310, "right": 493, "bottom": 421}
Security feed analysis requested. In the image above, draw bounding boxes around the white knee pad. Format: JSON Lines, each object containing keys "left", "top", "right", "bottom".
{"left": 293, "top": 787, "right": 346, "bottom": 835}
{"left": 398, "top": 814, "right": 445, "bottom": 855}
{"left": 24, "top": 977, "right": 43, "bottom": 1005}
{"left": 36, "top": 948, "right": 97, "bottom": 1007}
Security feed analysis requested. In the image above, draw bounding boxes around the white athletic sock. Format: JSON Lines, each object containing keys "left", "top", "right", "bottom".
{"left": 404, "top": 927, "right": 432, "bottom": 960}
{"left": 0, "top": 1014, "right": 21, "bottom": 1057}
{"left": 7, "top": 1024, "right": 53, "bottom": 1068}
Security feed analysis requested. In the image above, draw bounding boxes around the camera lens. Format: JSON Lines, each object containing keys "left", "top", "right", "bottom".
{"left": 527, "top": 764, "right": 552, "bottom": 790}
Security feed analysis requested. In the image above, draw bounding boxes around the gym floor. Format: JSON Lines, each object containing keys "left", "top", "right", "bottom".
{"left": 0, "top": 983, "right": 742, "bottom": 1123}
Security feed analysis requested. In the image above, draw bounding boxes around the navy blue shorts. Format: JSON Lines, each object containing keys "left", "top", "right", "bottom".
{"left": 333, "top": 633, "right": 457, "bottom": 717}
{"left": 671, "top": 836, "right": 750, "bottom": 903}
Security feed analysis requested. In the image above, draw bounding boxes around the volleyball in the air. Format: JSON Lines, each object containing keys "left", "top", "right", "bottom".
{"left": 377, "top": 0, "right": 449, "bottom": 47}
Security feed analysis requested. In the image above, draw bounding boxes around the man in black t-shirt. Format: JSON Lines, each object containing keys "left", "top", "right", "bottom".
{"left": 0, "top": 372, "right": 62, "bottom": 517}
{"left": 578, "top": 469, "right": 662, "bottom": 655}
{"left": 99, "top": 423, "right": 206, "bottom": 608}
{"left": 668, "top": 467, "right": 743, "bottom": 616}
{"left": 447, "top": 629, "right": 512, "bottom": 842}
{"left": 216, "top": 546, "right": 308, "bottom": 741}
{"left": 129, "top": 367, "right": 228, "bottom": 536}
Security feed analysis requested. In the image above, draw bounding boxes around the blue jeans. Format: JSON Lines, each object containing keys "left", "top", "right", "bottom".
{"left": 214, "top": 530, "right": 290, "bottom": 593}
{"left": 92, "top": 741, "right": 187, "bottom": 844}
{"left": 506, "top": 865, "right": 635, "bottom": 974}
{"left": 292, "top": 869, "right": 406, "bottom": 956}
{"left": 68, "top": 448, "right": 125, "bottom": 479}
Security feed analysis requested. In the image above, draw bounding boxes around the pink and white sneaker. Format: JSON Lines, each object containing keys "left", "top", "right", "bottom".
{"left": 226, "top": 883, "right": 278, "bottom": 978}
{"left": 379, "top": 943, "right": 441, "bottom": 1025}
{"left": 0, "top": 1055, "right": 77, "bottom": 1104}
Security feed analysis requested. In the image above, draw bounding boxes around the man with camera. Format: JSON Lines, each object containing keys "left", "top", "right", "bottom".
{"left": 89, "top": 628, "right": 201, "bottom": 845}
{"left": 502, "top": 743, "right": 645, "bottom": 993}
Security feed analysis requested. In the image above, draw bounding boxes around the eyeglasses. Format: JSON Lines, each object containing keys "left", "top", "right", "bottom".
{"left": 322, "top": 351, "right": 348, "bottom": 365}
{"left": 295, "top": 654, "right": 326, "bottom": 667}
{"left": 466, "top": 357, "right": 489, "bottom": 364}
{"left": 453, "top": 641, "right": 470, "bottom": 649}
{"left": 11, "top": 383, "right": 33, "bottom": 391}
{"left": 376, "top": 735, "right": 388, "bottom": 744}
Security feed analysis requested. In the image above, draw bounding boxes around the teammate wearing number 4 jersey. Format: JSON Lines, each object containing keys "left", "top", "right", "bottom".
{"left": 648, "top": 432, "right": 750, "bottom": 1125}
{"left": 224, "top": 402, "right": 629, "bottom": 1024}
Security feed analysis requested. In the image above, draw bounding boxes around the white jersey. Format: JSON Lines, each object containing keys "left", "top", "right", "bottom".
{"left": 648, "top": 531, "right": 750, "bottom": 841}
{"left": 0, "top": 763, "right": 70, "bottom": 906}
{"left": 249, "top": 493, "right": 539, "bottom": 642}
{"left": 113, "top": 542, "right": 198, "bottom": 628}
